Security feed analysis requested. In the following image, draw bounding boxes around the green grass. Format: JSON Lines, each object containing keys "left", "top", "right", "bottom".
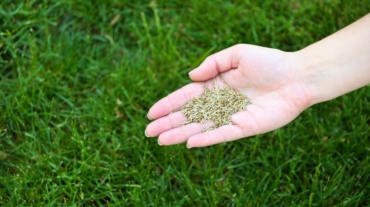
{"left": 1, "top": 0, "right": 370, "bottom": 206}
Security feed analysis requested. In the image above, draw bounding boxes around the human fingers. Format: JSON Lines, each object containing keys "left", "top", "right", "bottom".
{"left": 145, "top": 111, "right": 187, "bottom": 137}
{"left": 158, "top": 122, "right": 214, "bottom": 146}
{"left": 189, "top": 44, "right": 245, "bottom": 82}
{"left": 147, "top": 83, "right": 205, "bottom": 120}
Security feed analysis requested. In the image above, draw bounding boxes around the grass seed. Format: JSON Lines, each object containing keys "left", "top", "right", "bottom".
{"left": 181, "top": 79, "right": 250, "bottom": 131}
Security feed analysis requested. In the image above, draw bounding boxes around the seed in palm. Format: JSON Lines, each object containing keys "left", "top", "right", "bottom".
{"left": 181, "top": 79, "right": 250, "bottom": 131}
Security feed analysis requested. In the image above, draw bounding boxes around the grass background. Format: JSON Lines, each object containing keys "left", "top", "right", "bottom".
{"left": 1, "top": 0, "right": 370, "bottom": 206}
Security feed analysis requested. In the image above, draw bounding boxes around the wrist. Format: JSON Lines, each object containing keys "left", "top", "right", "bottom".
{"left": 285, "top": 50, "right": 320, "bottom": 108}
{"left": 292, "top": 49, "right": 324, "bottom": 106}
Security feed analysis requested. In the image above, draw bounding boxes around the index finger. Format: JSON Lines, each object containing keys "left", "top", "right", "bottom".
{"left": 147, "top": 82, "right": 205, "bottom": 120}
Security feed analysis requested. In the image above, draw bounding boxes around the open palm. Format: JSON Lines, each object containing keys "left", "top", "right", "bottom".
{"left": 145, "top": 44, "right": 311, "bottom": 148}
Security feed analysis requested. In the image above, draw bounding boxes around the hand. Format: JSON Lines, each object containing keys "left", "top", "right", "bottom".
{"left": 145, "top": 44, "right": 311, "bottom": 148}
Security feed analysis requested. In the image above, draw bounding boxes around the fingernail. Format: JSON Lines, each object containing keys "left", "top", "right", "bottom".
{"left": 186, "top": 144, "right": 191, "bottom": 149}
{"left": 157, "top": 139, "right": 162, "bottom": 146}
{"left": 147, "top": 114, "right": 152, "bottom": 120}
{"left": 144, "top": 131, "right": 150, "bottom": 137}
{"left": 188, "top": 68, "right": 197, "bottom": 75}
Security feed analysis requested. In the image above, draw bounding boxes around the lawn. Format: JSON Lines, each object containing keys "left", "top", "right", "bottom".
{"left": 1, "top": 0, "right": 370, "bottom": 206}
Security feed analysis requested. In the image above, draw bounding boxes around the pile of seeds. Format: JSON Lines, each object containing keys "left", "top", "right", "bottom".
{"left": 181, "top": 79, "right": 250, "bottom": 131}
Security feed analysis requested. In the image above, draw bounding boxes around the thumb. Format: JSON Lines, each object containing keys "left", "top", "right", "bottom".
{"left": 189, "top": 44, "right": 244, "bottom": 82}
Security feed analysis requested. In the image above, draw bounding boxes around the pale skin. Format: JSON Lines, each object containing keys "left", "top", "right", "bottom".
{"left": 145, "top": 14, "right": 370, "bottom": 148}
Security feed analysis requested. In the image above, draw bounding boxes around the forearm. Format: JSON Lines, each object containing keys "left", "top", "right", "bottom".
{"left": 295, "top": 14, "right": 370, "bottom": 106}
